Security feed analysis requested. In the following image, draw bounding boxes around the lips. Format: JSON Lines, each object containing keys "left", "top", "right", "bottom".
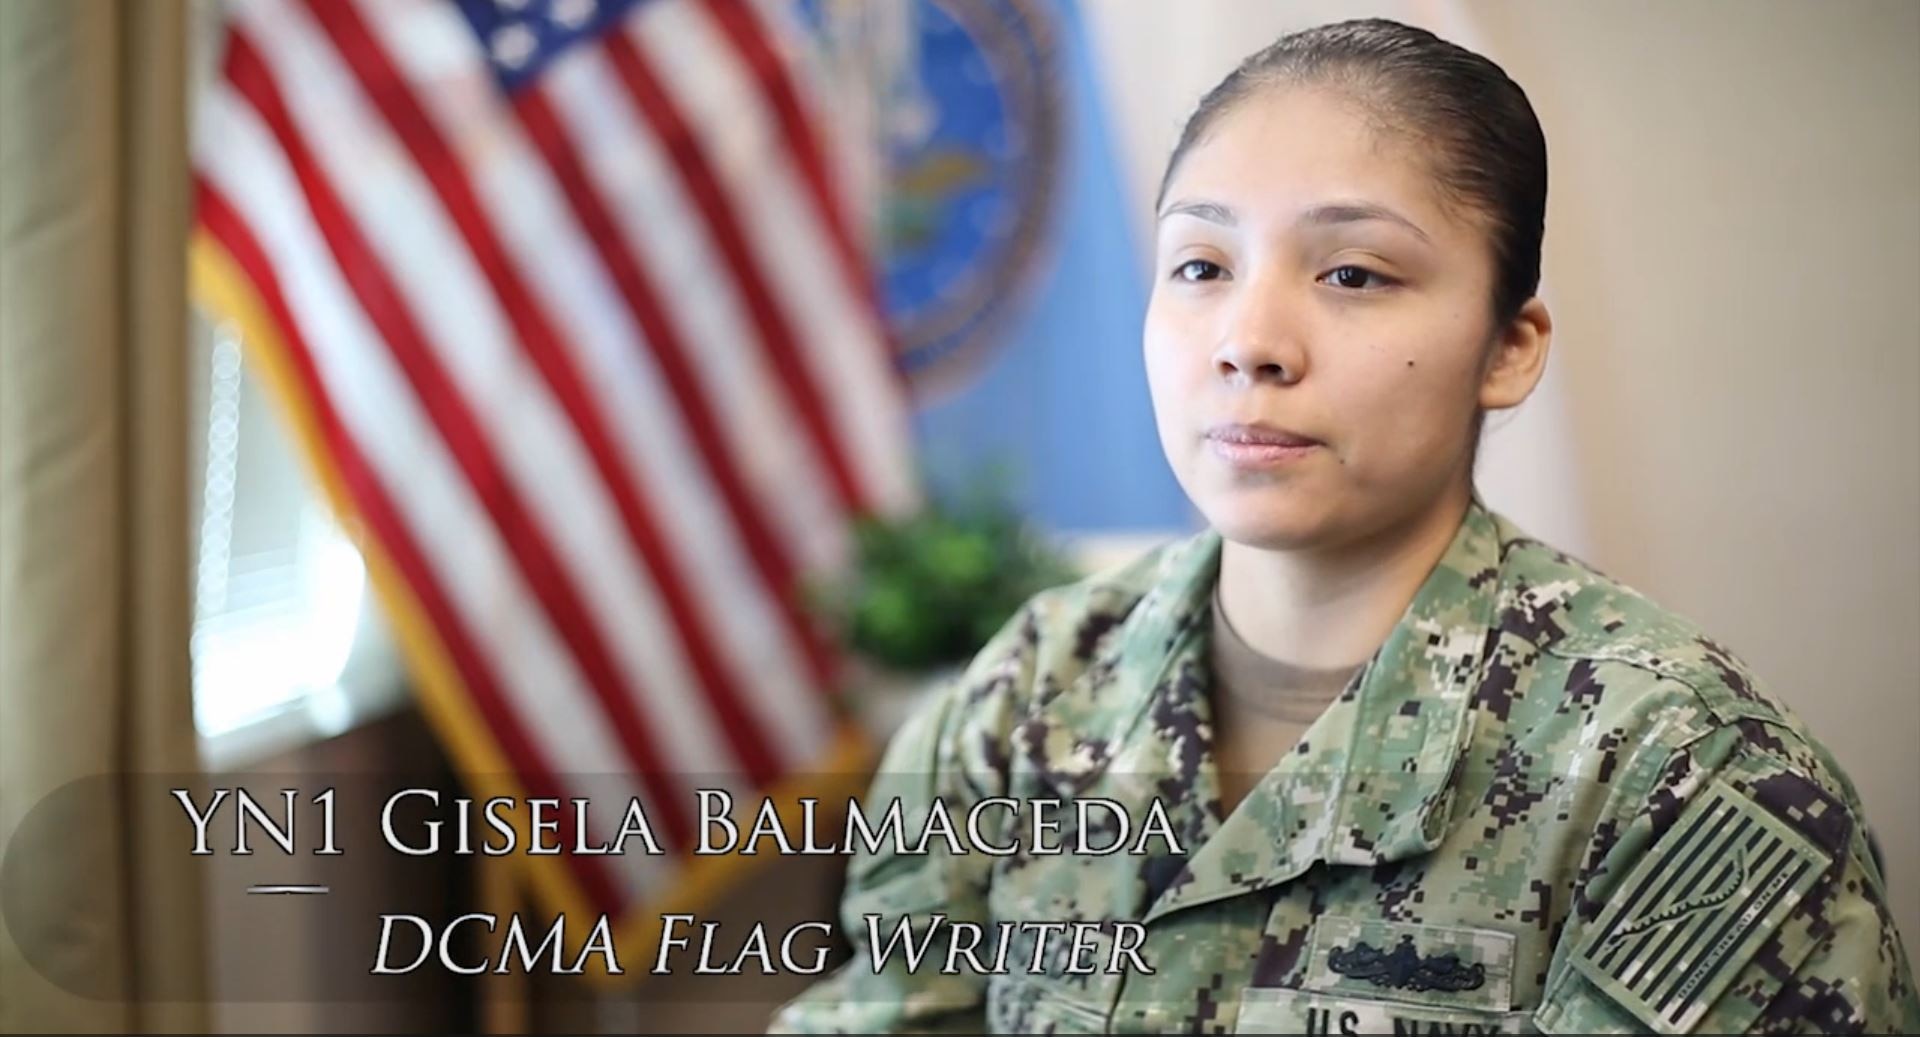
{"left": 1205, "top": 423, "right": 1323, "bottom": 447}
{"left": 1204, "top": 422, "right": 1324, "bottom": 469}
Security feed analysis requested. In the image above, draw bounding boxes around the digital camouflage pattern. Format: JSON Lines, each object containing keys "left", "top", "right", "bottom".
{"left": 771, "top": 496, "right": 1918, "bottom": 1033}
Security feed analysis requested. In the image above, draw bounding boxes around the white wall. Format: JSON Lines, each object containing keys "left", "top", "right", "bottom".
{"left": 1084, "top": 0, "right": 1920, "bottom": 949}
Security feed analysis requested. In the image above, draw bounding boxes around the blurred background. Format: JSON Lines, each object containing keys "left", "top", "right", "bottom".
{"left": 1, "top": 0, "right": 1914, "bottom": 1033}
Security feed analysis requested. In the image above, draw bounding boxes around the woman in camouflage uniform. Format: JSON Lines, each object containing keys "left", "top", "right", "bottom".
{"left": 775, "top": 18, "right": 1918, "bottom": 1035}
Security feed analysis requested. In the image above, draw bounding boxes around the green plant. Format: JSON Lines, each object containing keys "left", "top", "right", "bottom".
{"left": 811, "top": 494, "right": 1080, "bottom": 672}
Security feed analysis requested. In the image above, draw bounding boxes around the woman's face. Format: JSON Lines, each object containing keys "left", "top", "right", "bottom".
{"left": 1146, "top": 85, "right": 1521, "bottom": 552}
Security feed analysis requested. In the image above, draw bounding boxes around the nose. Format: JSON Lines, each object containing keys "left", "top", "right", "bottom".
{"left": 1211, "top": 285, "right": 1307, "bottom": 386}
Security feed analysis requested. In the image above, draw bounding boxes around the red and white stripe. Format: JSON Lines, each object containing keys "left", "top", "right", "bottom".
{"left": 193, "top": 0, "right": 917, "bottom": 916}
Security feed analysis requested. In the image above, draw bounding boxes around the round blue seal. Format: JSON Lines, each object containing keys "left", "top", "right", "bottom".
{"left": 874, "top": 0, "right": 1064, "bottom": 396}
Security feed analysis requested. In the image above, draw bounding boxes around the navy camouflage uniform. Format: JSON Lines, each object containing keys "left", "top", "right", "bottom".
{"left": 772, "top": 496, "right": 1919, "bottom": 1033}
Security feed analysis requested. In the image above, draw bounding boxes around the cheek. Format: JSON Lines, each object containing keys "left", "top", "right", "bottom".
{"left": 1337, "top": 342, "right": 1482, "bottom": 457}
{"left": 1142, "top": 302, "right": 1199, "bottom": 402}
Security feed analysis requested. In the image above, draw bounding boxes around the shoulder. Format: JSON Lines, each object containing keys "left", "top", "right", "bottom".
{"left": 1030, "top": 529, "right": 1213, "bottom": 660}
{"left": 953, "top": 528, "right": 1214, "bottom": 707}
{"left": 1485, "top": 511, "right": 1835, "bottom": 764}
{"left": 871, "top": 528, "right": 1213, "bottom": 778}
{"left": 1483, "top": 516, "right": 1917, "bottom": 1032}
{"left": 1480, "top": 511, "right": 1877, "bottom": 898}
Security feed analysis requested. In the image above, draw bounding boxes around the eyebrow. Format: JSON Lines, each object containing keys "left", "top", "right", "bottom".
{"left": 1300, "top": 202, "right": 1431, "bottom": 243}
{"left": 1156, "top": 198, "right": 1432, "bottom": 244}
{"left": 1158, "top": 199, "right": 1236, "bottom": 226}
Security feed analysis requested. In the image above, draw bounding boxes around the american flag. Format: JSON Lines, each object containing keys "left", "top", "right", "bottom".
{"left": 190, "top": 0, "right": 917, "bottom": 929}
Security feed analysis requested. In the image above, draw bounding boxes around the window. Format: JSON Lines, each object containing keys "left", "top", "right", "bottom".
{"left": 188, "top": 312, "right": 407, "bottom": 769}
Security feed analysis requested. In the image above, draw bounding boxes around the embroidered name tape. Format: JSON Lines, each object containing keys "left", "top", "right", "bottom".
{"left": 1573, "top": 777, "right": 1830, "bottom": 1033}
{"left": 1236, "top": 988, "right": 1535, "bottom": 1035}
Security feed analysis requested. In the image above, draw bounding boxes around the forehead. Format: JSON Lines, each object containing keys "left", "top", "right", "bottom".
{"left": 1162, "top": 85, "right": 1466, "bottom": 239}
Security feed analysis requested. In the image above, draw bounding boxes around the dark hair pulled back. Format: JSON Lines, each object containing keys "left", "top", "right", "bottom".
{"left": 1159, "top": 19, "right": 1547, "bottom": 323}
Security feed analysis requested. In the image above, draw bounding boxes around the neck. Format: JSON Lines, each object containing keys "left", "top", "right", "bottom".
{"left": 1217, "top": 482, "right": 1474, "bottom": 670}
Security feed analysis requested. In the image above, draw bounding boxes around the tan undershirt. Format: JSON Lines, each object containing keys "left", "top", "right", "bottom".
{"left": 1207, "top": 578, "right": 1365, "bottom": 818}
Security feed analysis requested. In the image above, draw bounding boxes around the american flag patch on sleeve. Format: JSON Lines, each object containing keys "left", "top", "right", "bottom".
{"left": 1572, "top": 777, "right": 1831, "bottom": 1034}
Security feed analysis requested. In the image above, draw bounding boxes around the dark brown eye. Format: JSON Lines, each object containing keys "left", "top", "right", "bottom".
{"left": 1174, "top": 259, "right": 1224, "bottom": 282}
{"left": 1326, "top": 265, "right": 1379, "bottom": 289}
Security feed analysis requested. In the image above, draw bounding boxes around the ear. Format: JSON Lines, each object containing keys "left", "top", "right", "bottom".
{"left": 1479, "top": 296, "right": 1552, "bottom": 411}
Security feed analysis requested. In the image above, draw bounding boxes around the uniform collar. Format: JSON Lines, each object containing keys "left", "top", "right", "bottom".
{"left": 1094, "top": 494, "right": 1507, "bottom": 921}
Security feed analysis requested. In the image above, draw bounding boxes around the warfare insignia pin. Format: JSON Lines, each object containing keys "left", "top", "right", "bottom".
{"left": 1328, "top": 935, "right": 1488, "bottom": 993}
{"left": 1306, "top": 918, "right": 1515, "bottom": 1012}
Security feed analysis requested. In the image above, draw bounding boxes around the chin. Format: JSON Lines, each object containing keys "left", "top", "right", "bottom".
{"left": 1195, "top": 489, "right": 1338, "bottom": 552}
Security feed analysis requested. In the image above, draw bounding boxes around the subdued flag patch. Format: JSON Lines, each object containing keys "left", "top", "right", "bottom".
{"left": 1573, "top": 777, "right": 1831, "bottom": 1033}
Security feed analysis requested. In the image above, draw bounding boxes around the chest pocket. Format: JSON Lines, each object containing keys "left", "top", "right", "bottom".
{"left": 987, "top": 974, "right": 1112, "bottom": 1034}
{"left": 982, "top": 924, "right": 1121, "bottom": 1034}
{"left": 1235, "top": 918, "right": 1537, "bottom": 1035}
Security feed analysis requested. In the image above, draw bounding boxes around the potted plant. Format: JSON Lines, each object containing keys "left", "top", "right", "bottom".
{"left": 809, "top": 487, "right": 1079, "bottom": 732}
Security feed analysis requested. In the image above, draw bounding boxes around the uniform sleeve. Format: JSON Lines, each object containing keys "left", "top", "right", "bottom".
{"left": 767, "top": 598, "right": 1045, "bottom": 1034}
{"left": 1536, "top": 720, "right": 1920, "bottom": 1035}
{"left": 1742, "top": 824, "right": 1920, "bottom": 1034}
